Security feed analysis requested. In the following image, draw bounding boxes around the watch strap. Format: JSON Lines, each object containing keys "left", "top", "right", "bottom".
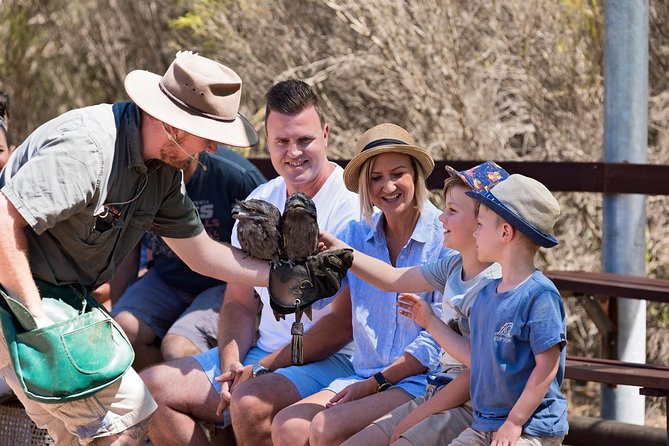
{"left": 252, "top": 363, "right": 271, "bottom": 378}
{"left": 372, "top": 371, "right": 391, "bottom": 392}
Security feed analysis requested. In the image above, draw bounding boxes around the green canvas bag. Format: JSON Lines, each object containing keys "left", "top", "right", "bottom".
{"left": 0, "top": 280, "right": 134, "bottom": 403}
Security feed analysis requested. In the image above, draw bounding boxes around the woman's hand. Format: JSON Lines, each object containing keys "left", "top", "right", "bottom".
{"left": 326, "top": 377, "right": 377, "bottom": 407}
{"left": 397, "top": 293, "right": 439, "bottom": 330}
{"left": 318, "top": 231, "right": 351, "bottom": 252}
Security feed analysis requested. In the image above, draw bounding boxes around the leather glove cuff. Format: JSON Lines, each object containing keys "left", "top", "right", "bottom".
{"left": 268, "top": 248, "right": 353, "bottom": 315}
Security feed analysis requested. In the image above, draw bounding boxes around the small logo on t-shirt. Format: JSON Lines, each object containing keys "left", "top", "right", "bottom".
{"left": 494, "top": 322, "right": 513, "bottom": 342}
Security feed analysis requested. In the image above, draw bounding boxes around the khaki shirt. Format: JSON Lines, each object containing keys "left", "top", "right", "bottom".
{"left": 0, "top": 102, "right": 203, "bottom": 288}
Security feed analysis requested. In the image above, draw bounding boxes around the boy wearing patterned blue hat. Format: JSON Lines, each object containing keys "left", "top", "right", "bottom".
{"left": 440, "top": 173, "right": 569, "bottom": 446}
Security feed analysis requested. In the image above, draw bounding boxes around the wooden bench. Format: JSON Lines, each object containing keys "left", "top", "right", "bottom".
{"left": 545, "top": 270, "right": 669, "bottom": 446}
{"left": 564, "top": 357, "right": 669, "bottom": 446}
{"left": 546, "top": 270, "right": 669, "bottom": 304}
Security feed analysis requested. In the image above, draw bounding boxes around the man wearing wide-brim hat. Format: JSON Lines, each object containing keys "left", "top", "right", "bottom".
{"left": 0, "top": 52, "right": 273, "bottom": 445}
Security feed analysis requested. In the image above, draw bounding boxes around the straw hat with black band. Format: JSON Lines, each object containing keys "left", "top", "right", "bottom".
{"left": 343, "top": 123, "right": 434, "bottom": 192}
{"left": 124, "top": 52, "right": 258, "bottom": 148}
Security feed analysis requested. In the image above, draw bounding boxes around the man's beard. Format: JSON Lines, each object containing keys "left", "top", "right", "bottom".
{"left": 159, "top": 145, "right": 188, "bottom": 170}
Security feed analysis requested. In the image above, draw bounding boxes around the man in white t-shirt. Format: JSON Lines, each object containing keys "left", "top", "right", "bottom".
{"left": 141, "top": 80, "right": 359, "bottom": 446}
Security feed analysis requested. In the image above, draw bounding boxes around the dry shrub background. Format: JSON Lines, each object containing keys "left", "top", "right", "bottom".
{"left": 1, "top": 0, "right": 668, "bottom": 426}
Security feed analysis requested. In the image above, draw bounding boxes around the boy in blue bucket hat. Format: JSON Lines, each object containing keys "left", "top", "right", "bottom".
{"left": 418, "top": 173, "right": 568, "bottom": 446}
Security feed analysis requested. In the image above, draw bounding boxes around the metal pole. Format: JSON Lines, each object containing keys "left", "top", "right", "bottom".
{"left": 602, "top": 0, "right": 648, "bottom": 425}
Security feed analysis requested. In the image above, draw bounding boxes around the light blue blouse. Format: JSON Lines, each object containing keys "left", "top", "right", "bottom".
{"left": 337, "top": 200, "right": 450, "bottom": 377}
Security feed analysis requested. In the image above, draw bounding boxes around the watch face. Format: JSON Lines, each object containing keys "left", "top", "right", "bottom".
{"left": 252, "top": 364, "right": 270, "bottom": 377}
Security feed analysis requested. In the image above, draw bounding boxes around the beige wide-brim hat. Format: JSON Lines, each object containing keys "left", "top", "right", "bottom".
{"left": 343, "top": 123, "right": 434, "bottom": 192}
{"left": 124, "top": 53, "right": 258, "bottom": 148}
{"left": 466, "top": 174, "right": 560, "bottom": 248}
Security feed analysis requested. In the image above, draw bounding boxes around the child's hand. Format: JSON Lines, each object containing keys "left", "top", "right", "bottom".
{"left": 397, "top": 293, "right": 438, "bottom": 330}
{"left": 491, "top": 419, "right": 522, "bottom": 446}
{"left": 318, "top": 231, "right": 350, "bottom": 251}
{"left": 389, "top": 412, "right": 420, "bottom": 443}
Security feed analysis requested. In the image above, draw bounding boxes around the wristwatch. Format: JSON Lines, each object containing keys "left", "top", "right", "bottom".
{"left": 251, "top": 362, "right": 271, "bottom": 378}
{"left": 372, "top": 371, "right": 392, "bottom": 392}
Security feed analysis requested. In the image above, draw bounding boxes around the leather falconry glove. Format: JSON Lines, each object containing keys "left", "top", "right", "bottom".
{"left": 268, "top": 248, "right": 354, "bottom": 364}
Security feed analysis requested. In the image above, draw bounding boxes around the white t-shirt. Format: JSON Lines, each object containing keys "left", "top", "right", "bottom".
{"left": 421, "top": 252, "right": 502, "bottom": 370}
{"left": 231, "top": 164, "right": 359, "bottom": 354}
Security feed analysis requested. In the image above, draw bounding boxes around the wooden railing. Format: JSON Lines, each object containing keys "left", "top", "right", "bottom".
{"left": 248, "top": 159, "right": 669, "bottom": 195}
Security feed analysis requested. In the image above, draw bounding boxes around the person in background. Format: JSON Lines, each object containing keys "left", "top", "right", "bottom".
{"left": 0, "top": 90, "right": 9, "bottom": 127}
{"left": 0, "top": 90, "right": 12, "bottom": 400}
{"left": 0, "top": 90, "right": 13, "bottom": 170}
{"left": 112, "top": 145, "right": 266, "bottom": 370}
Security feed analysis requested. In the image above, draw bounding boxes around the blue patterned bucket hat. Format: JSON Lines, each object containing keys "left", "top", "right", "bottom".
{"left": 445, "top": 160, "right": 509, "bottom": 192}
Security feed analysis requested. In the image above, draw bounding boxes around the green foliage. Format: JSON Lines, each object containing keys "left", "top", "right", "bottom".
{"left": 560, "top": 0, "right": 602, "bottom": 41}
{"left": 0, "top": 0, "right": 184, "bottom": 141}
{"left": 170, "top": 11, "right": 207, "bottom": 34}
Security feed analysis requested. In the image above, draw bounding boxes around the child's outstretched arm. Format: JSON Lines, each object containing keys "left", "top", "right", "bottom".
{"left": 491, "top": 344, "right": 561, "bottom": 446}
{"left": 389, "top": 370, "right": 471, "bottom": 443}
{"left": 319, "top": 231, "right": 433, "bottom": 292}
{"left": 398, "top": 293, "right": 471, "bottom": 366}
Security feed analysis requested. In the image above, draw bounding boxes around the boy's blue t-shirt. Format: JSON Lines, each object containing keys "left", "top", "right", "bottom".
{"left": 469, "top": 270, "right": 569, "bottom": 437}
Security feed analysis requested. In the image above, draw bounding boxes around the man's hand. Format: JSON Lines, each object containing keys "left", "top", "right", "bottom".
{"left": 214, "top": 361, "right": 250, "bottom": 416}
{"left": 326, "top": 377, "right": 377, "bottom": 407}
{"left": 491, "top": 419, "right": 523, "bottom": 446}
{"left": 397, "top": 293, "right": 439, "bottom": 330}
{"left": 32, "top": 313, "right": 55, "bottom": 329}
{"left": 318, "top": 231, "right": 351, "bottom": 252}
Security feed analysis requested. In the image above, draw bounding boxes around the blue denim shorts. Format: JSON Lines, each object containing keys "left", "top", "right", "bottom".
{"left": 194, "top": 346, "right": 354, "bottom": 399}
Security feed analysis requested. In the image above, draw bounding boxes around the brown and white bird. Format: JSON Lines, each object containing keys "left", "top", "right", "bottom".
{"left": 235, "top": 193, "right": 322, "bottom": 327}
{"left": 232, "top": 198, "right": 283, "bottom": 262}
{"left": 281, "top": 192, "right": 319, "bottom": 261}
